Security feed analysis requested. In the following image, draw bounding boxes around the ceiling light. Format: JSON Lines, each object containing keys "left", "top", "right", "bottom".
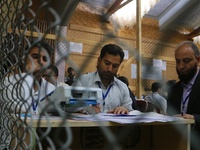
{"left": 193, "top": 36, "right": 200, "bottom": 45}
{"left": 176, "top": 26, "right": 191, "bottom": 35}
{"left": 109, "top": 0, "right": 160, "bottom": 28}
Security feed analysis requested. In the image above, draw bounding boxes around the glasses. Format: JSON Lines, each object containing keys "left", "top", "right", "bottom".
{"left": 31, "top": 53, "right": 48, "bottom": 62}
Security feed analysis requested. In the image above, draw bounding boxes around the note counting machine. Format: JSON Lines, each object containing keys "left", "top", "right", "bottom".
{"left": 45, "top": 86, "right": 102, "bottom": 113}
{"left": 61, "top": 86, "right": 102, "bottom": 104}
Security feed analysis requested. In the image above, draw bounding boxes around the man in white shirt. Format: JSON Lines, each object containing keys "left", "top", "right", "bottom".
{"left": 145, "top": 82, "right": 167, "bottom": 114}
{"left": 43, "top": 64, "right": 68, "bottom": 87}
{"left": 73, "top": 44, "right": 133, "bottom": 114}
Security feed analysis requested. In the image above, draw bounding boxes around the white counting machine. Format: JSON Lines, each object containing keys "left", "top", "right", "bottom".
{"left": 39, "top": 86, "right": 103, "bottom": 114}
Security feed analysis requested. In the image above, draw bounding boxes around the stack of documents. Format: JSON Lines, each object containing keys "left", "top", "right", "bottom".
{"left": 70, "top": 111, "right": 182, "bottom": 124}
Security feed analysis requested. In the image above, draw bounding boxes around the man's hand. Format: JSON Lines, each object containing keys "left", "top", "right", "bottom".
{"left": 92, "top": 104, "right": 101, "bottom": 113}
{"left": 174, "top": 114, "right": 194, "bottom": 119}
{"left": 107, "top": 106, "right": 129, "bottom": 114}
{"left": 80, "top": 104, "right": 101, "bottom": 114}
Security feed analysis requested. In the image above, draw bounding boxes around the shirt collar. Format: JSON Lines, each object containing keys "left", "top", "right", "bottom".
{"left": 182, "top": 69, "right": 199, "bottom": 88}
{"left": 94, "top": 71, "right": 116, "bottom": 84}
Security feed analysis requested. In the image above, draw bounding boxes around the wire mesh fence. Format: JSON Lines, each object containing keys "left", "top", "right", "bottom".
{"left": 0, "top": 0, "right": 198, "bottom": 150}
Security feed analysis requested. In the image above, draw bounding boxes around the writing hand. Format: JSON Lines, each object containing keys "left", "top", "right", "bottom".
{"left": 107, "top": 106, "right": 129, "bottom": 114}
{"left": 92, "top": 104, "right": 101, "bottom": 114}
{"left": 81, "top": 104, "right": 101, "bottom": 114}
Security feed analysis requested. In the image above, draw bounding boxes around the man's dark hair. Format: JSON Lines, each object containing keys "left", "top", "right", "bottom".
{"left": 100, "top": 44, "right": 124, "bottom": 63}
{"left": 65, "top": 67, "right": 76, "bottom": 85}
{"left": 47, "top": 64, "right": 59, "bottom": 76}
{"left": 151, "top": 82, "right": 162, "bottom": 92}
{"left": 67, "top": 67, "right": 74, "bottom": 74}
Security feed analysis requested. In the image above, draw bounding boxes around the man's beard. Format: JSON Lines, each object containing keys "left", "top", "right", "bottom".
{"left": 98, "top": 68, "right": 115, "bottom": 81}
{"left": 177, "top": 64, "right": 197, "bottom": 84}
{"left": 100, "top": 71, "right": 115, "bottom": 80}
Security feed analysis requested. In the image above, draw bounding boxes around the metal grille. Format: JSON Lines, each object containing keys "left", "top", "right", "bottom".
{"left": 0, "top": 1, "right": 78, "bottom": 149}
{"left": 0, "top": 0, "right": 195, "bottom": 150}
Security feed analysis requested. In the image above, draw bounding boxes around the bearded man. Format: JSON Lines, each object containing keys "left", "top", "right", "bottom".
{"left": 167, "top": 41, "right": 200, "bottom": 150}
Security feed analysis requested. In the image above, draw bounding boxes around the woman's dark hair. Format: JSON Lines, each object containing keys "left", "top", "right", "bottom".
{"left": 25, "top": 40, "right": 53, "bottom": 56}
{"left": 100, "top": 44, "right": 124, "bottom": 63}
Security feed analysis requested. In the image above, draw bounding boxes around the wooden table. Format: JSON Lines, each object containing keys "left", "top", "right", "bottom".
{"left": 12, "top": 114, "right": 194, "bottom": 150}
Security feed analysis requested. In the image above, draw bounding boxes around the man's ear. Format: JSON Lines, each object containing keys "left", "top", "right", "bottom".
{"left": 196, "top": 56, "right": 200, "bottom": 66}
{"left": 97, "top": 57, "right": 101, "bottom": 65}
{"left": 197, "top": 56, "right": 200, "bottom": 62}
{"left": 55, "top": 76, "right": 58, "bottom": 80}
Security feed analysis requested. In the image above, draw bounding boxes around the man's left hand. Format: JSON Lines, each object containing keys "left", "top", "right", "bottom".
{"left": 107, "top": 106, "right": 129, "bottom": 114}
{"left": 174, "top": 114, "right": 194, "bottom": 119}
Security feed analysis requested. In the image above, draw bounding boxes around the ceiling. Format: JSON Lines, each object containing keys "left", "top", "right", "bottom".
{"left": 81, "top": 0, "right": 200, "bottom": 38}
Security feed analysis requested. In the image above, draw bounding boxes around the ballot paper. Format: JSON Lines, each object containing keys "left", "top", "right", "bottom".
{"left": 71, "top": 112, "right": 182, "bottom": 124}
{"left": 18, "top": 111, "right": 182, "bottom": 125}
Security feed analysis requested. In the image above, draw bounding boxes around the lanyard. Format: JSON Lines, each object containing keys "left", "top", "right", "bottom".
{"left": 181, "top": 91, "right": 191, "bottom": 115}
{"left": 98, "top": 82, "right": 112, "bottom": 105}
{"left": 181, "top": 82, "right": 193, "bottom": 115}
{"left": 32, "top": 90, "right": 54, "bottom": 113}
{"left": 32, "top": 97, "right": 38, "bottom": 113}
{"left": 32, "top": 79, "right": 42, "bottom": 113}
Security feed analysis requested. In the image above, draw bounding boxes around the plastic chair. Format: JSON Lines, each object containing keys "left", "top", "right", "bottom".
{"left": 135, "top": 99, "right": 148, "bottom": 112}
{"left": 146, "top": 101, "right": 161, "bottom": 114}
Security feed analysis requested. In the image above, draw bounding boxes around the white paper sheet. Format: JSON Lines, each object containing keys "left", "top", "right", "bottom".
{"left": 19, "top": 112, "right": 182, "bottom": 125}
{"left": 71, "top": 112, "right": 182, "bottom": 124}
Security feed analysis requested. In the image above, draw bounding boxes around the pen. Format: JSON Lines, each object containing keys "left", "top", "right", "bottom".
{"left": 21, "top": 114, "right": 31, "bottom": 117}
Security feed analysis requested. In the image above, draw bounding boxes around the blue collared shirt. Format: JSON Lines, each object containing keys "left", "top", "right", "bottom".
{"left": 181, "top": 70, "right": 199, "bottom": 114}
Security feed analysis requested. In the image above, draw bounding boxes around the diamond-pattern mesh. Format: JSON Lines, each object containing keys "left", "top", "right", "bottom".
{"left": 0, "top": 1, "right": 195, "bottom": 150}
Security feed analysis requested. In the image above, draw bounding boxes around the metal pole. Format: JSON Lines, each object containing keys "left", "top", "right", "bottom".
{"left": 136, "top": 0, "right": 142, "bottom": 98}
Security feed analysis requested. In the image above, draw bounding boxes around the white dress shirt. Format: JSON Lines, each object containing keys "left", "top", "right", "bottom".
{"left": 72, "top": 71, "right": 133, "bottom": 113}
{"left": 1, "top": 73, "right": 56, "bottom": 114}
{"left": 145, "top": 92, "right": 167, "bottom": 114}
